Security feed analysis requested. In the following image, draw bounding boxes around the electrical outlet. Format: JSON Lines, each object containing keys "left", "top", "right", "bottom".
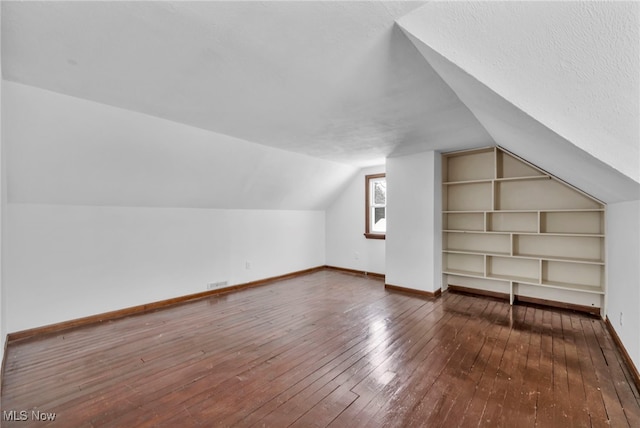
{"left": 354, "top": 251, "right": 360, "bottom": 260}
{"left": 207, "top": 281, "right": 228, "bottom": 290}
{"left": 619, "top": 311, "right": 624, "bottom": 326}
{"left": 245, "top": 261, "right": 251, "bottom": 270}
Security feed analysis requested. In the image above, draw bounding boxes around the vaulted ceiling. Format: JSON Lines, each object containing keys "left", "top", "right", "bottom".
{"left": 2, "top": 1, "right": 492, "bottom": 167}
{"left": 2, "top": 1, "right": 638, "bottom": 208}
{"left": 398, "top": 1, "right": 639, "bottom": 202}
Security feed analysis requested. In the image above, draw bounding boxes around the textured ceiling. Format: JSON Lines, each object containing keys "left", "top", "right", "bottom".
{"left": 402, "top": 32, "right": 639, "bottom": 203}
{"left": 398, "top": 1, "right": 639, "bottom": 182}
{"left": 3, "top": 1, "right": 637, "bottom": 207}
{"left": 1, "top": 1, "right": 493, "bottom": 167}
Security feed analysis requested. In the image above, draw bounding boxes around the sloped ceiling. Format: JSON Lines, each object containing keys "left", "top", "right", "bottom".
{"left": 398, "top": 1, "right": 640, "bottom": 202}
{"left": 2, "top": 1, "right": 637, "bottom": 208}
{"left": 402, "top": 36, "right": 639, "bottom": 204}
{"left": 3, "top": 81, "right": 357, "bottom": 210}
{"left": 1, "top": 1, "right": 492, "bottom": 167}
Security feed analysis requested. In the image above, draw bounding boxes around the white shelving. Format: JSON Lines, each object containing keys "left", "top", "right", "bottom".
{"left": 442, "top": 147, "right": 605, "bottom": 313}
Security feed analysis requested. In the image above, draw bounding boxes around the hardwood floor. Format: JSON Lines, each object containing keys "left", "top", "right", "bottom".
{"left": 2, "top": 270, "right": 639, "bottom": 427}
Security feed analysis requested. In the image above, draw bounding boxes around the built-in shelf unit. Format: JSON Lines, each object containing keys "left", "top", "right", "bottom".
{"left": 442, "top": 147, "right": 605, "bottom": 314}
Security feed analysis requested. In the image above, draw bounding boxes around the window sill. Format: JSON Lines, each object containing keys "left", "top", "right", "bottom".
{"left": 364, "top": 233, "right": 386, "bottom": 240}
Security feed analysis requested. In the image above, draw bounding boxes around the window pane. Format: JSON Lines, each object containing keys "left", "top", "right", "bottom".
{"left": 372, "top": 207, "right": 386, "bottom": 232}
{"left": 374, "top": 181, "right": 386, "bottom": 205}
{"left": 365, "top": 174, "right": 386, "bottom": 238}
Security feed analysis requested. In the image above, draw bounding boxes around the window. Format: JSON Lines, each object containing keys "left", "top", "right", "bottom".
{"left": 365, "top": 173, "right": 386, "bottom": 239}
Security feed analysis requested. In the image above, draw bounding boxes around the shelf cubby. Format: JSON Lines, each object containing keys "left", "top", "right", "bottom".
{"left": 540, "top": 210, "right": 604, "bottom": 235}
{"left": 513, "top": 234, "right": 603, "bottom": 263}
{"left": 445, "top": 182, "right": 493, "bottom": 212}
{"left": 445, "top": 148, "right": 495, "bottom": 182}
{"left": 444, "top": 212, "right": 485, "bottom": 232}
{"left": 443, "top": 253, "right": 485, "bottom": 277}
{"left": 496, "top": 149, "right": 545, "bottom": 179}
{"left": 444, "top": 232, "right": 510, "bottom": 256}
{"left": 542, "top": 260, "right": 603, "bottom": 289}
{"left": 496, "top": 179, "right": 601, "bottom": 211}
{"left": 487, "top": 212, "right": 538, "bottom": 233}
{"left": 486, "top": 256, "right": 539, "bottom": 284}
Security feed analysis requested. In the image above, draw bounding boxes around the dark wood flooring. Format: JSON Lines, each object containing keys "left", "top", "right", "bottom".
{"left": 2, "top": 270, "right": 639, "bottom": 427}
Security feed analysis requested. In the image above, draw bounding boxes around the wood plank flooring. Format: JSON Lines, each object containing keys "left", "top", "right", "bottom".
{"left": 2, "top": 270, "right": 639, "bottom": 427}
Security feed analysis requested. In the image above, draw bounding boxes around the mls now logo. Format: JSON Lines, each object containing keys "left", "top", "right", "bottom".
{"left": 3, "top": 410, "right": 28, "bottom": 421}
{"left": 3, "top": 410, "right": 57, "bottom": 421}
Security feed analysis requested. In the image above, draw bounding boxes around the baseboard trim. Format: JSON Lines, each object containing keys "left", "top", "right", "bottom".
{"left": 605, "top": 317, "right": 640, "bottom": 393}
{"left": 448, "top": 285, "right": 509, "bottom": 301}
{"left": 7, "top": 266, "right": 325, "bottom": 343}
{"left": 385, "top": 283, "right": 442, "bottom": 299}
{"left": 447, "top": 285, "right": 601, "bottom": 316}
{"left": 515, "top": 295, "right": 600, "bottom": 316}
{"left": 323, "top": 265, "right": 385, "bottom": 280}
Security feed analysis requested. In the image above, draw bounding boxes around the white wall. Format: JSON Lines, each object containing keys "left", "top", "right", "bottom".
{"left": 385, "top": 150, "right": 441, "bottom": 292}
{"left": 606, "top": 200, "right": 640, "bottom": 371}
{"left": 1, "top": 80, "right": 335, "bottom": 335}
{"left": 3, "top": 81, "right": 356, "bottom": 210}
{"left": 325, "top": 165, "right": 385, "bottom": 275}
{"left": 4, "top": 204, "right": 324, "bottom": 333}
